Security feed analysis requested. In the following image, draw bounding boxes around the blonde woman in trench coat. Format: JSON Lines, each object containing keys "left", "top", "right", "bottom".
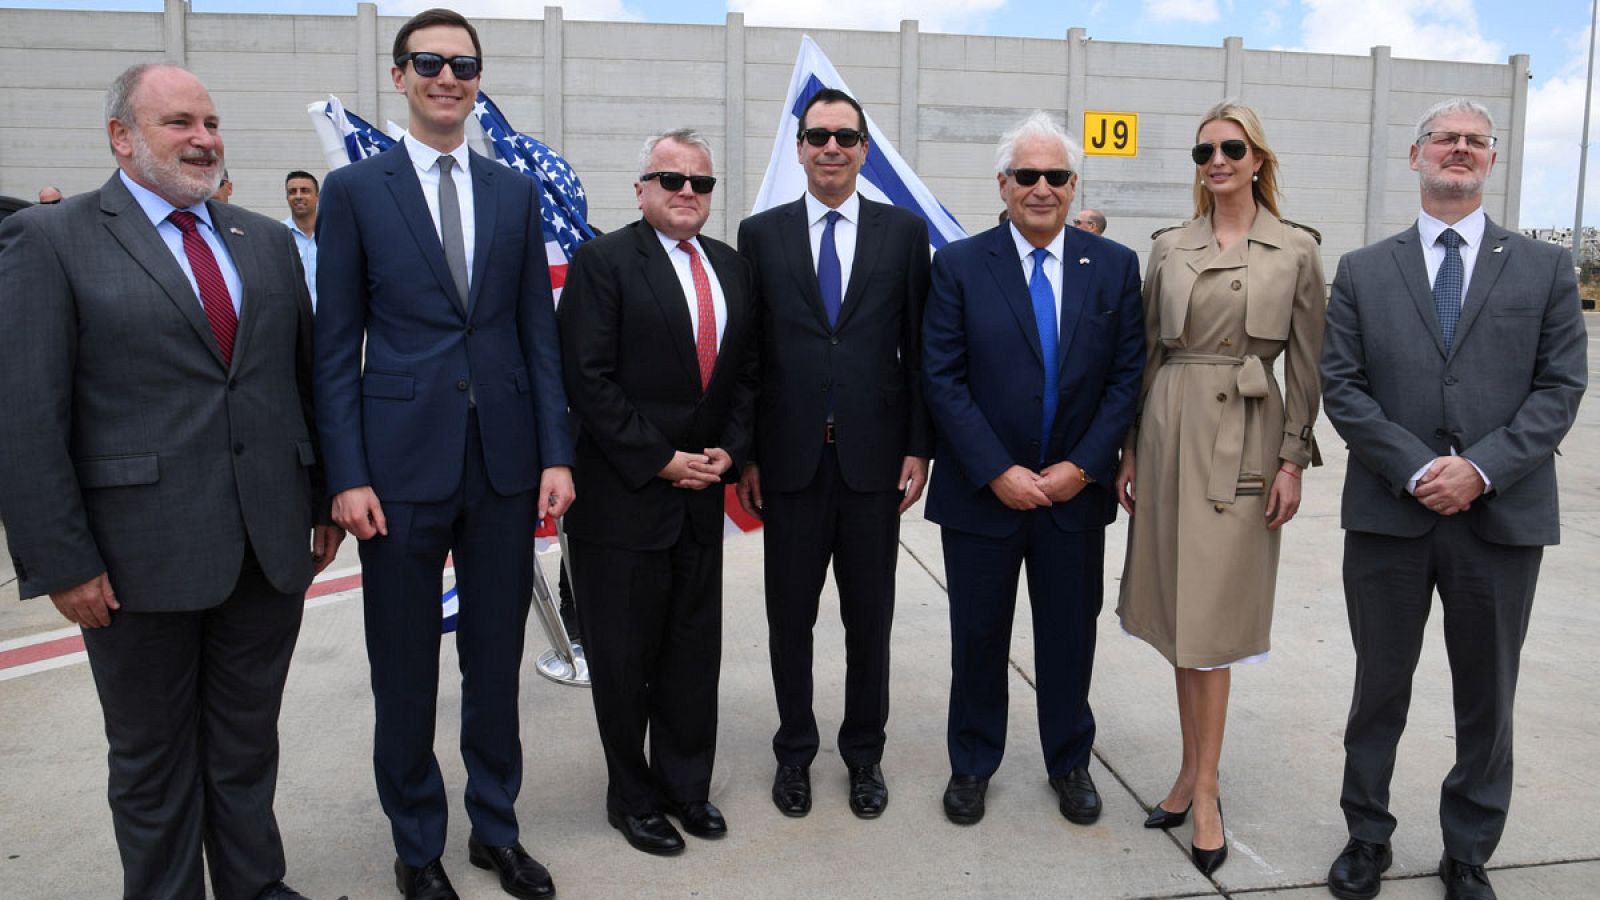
{"left": 1114, "top": 101, "right": 1326, "bottom": 875}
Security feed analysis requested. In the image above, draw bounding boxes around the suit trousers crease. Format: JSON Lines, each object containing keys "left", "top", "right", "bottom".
{"left": 569, "top": 517, "right": 723, "bottom": 818}
{"left": 941, "top": 514, "right": 1103, "bottom": 779}
{"left": 763, "top": 443, "right": 901, "bottom": 769}
{"left": 82, "top": 551, "right": 303, "bottom": 900}
{"left": 359, "top": 411, "right": 536, "bottom": 866}
{"left": 1340, "top": 517, "right": 1541, "bottom": 864}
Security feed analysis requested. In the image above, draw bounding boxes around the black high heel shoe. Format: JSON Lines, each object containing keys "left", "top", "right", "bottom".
{"left": 1143, "top": 801, "right": 1191, "bottom": 829}
{"left": 1190, "top": 799, "right": 1227, "bottom": 875}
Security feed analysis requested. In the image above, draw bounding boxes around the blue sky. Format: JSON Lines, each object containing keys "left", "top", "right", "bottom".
{"left": 11, "top": 0, "right": 1596, "bottom": 228}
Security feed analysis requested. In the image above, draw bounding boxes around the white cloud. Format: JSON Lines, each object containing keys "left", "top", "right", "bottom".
{"left": 1145, "top": 0, "right": 1220, "bottom": 25}
{"left": 1519, "top": 54, "right": 1600, "bottom": 228}
{"left": 728, "top": 0, "right": 1002, "bottom": 34}
{"left": 1296, "top": 0, "right": 1500, "bottom": 62}
{"left": 374, "top": 0, "right": 643, "bottom": 23}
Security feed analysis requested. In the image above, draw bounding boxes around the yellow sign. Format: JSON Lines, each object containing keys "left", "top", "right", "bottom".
{"left": 1083, "top": 111, "right": 1137, "bottom": 157}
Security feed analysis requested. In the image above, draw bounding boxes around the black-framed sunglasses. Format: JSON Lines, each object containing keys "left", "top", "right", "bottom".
{"left": 397, "top": 52, "right": 482, "bottom": 81}
{"left": 799, "top": 127, "right": 866, "bottom": 148}
{"left": 1005, "top": 168, "right": 1073, "bottom": 187}
{"left": 641, "top": 171, "right": 717, "bottom": 194}
{"left": 1191, "top": 139, "right": 1249, "bottom": 165}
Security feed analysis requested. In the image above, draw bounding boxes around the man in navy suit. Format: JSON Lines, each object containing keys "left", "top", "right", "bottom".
{"left": 922, "top": 111, "right": 1143, "bottom": 826}
{"left": 314, "top": 9, "right": 574, "bottom": 900}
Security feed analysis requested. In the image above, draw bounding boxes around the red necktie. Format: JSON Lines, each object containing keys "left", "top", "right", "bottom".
{"left": 167, "top": 211, "right": 237, "bottom": 367}
{"left": 679, "top": 240, "right": 717, "bottom": 391}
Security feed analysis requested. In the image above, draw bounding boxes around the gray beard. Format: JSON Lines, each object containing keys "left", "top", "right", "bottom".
{"left": 130, "top": 132, "right": 220, "bottom": 208}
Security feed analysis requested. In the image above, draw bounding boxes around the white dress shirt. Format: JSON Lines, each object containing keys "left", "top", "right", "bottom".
{"left": 1008, "top": 222, "right": 1065, "bottom": 325}
{"left": 805, "top": 191, "right": 860, "bottom": 298}
{"left": 655, "top": 229, "right": 727, "bottom": 351}
{"left": 402, "top": 133, "right": 475, "bottom": 290}
{"left": 119, "top": 170, "right": 243, "bottom": 316}
{"left": 281, "top": 215, "right": 318, "bottom": 312}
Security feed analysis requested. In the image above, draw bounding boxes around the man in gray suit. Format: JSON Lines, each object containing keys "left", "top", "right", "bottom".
{"left": 1320, "top": 97, "right": 1586, "bottom": 900}
{"left": 0, "top": 64, "right": 341, "bottom": 900}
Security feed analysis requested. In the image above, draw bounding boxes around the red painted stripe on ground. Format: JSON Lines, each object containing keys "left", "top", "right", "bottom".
{"left": 0, "top": 635, "right": 85, "bottom": 669}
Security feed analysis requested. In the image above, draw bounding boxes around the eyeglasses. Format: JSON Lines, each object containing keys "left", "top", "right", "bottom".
{"left": 1005, "top": 168, "right": 1073, "bottom": 187}
{"left": 1191, "top": 140, "right": 1249, "bottom": 165}
{"left": 799, "top": 127, "right": 866, "bottom": 148}
{"left": 1417, "top": 131, "right": 1497, "bottom": 151}
{"left": 397, "top": 52, "right": 482, "bottom": 81}
{"left": 641, "top": 171, "right": 717, "bottom": 194}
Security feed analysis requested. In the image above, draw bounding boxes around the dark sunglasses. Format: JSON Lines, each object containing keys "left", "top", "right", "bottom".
{"left": 641, "top": 171, "right": 717, "bottom": 194}
{"left": 397, "top": 52, "right": 482, "bottom": 81}
{"left": 799, "top": 127, "right": 866, "bottom": 148}
{"left": 1191, "top": 139, "right": 1249, "bottom": 165}
{"left": 1005, "top": 168, "right": 1073, "bottom": 187}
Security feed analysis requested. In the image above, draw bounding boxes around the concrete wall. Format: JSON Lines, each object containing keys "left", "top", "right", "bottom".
{"left": 0, "top": 2, "right": 1529, "bottom": 272}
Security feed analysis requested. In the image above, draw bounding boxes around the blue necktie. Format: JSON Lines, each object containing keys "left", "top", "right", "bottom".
{"left": 818, "top": 210, "right": 842, "bottom": 326}
{"left": 1029, "top": 247, "right": 1058, "bottom": 463}
{"left": 1433, "top": 228, "right": 1463, "bottom": 353}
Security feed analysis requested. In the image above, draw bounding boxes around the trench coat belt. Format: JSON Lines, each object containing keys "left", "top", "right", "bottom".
{"left": 1163, "top": 350, "right": 1270, "bottom": 504}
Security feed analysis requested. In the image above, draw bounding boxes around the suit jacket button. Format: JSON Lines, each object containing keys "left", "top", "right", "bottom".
{"left": 456, "top": 379, "right": 469, "bottom": 391}
{"left": 466, "top": 326, "right": 475, "bottom": 336}
{"left": 1214, "top": 503, "right": 1226, "bottom": 513}
{"left": 1216, "top": 392, "right": 1227, "bottom": 402}
{"left": 233, "top": 442, "right": 245, "bottom": 455}
{"left": 830, "top": 337, "right": 839, "bottom": 345}
{"left": 227, "top": 378, "right": 238, "bottom": 391}
{"left": 1230, "top": 279, "right": 1242, "bottom": 291}
{"left": 1444, "top": 375, "right": 1459, "bottom": 386}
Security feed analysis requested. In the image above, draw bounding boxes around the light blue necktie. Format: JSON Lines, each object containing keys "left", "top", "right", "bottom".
{"left": 1433, "top": 228, "right": 1463, "bottom": 353}
{"left": 1029, "top": 247, "right": 1058, "bottom": 463}
{"left": 818, "top": 210, "right": 842, "bottom": 327}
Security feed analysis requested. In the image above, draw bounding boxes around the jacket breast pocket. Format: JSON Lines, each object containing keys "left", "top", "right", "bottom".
{"left": 76, "top": 454, "right": 159, "bottom": 489}
{"left": 362, "top": 371, "right": 415, "bottom": 400}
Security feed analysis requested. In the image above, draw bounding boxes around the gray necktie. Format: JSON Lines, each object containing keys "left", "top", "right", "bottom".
{"left": 436, "top": 154, "right": 469, "bottom": 313}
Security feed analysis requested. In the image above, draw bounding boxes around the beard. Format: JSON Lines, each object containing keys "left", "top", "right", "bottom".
{"left": 1418, "top": 157, "right": 1484, "bottom": 199}
{"left": 129, "top": 129, "right": 221, "bottom": 208}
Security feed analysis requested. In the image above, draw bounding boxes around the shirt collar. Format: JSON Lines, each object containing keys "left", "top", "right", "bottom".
{"left": 403, "top": 132, "right": 471, "bottom": 176}
{"left": 119, "top": 169, "right": 214, "bottom": 232}
{"left": 1417, "top": 206, "right": 1485, "bottom": 250}
{"left": 805, "top": 190, "right": 860, "bottom": 227}
{"left": 656, "top": 227, "right": 705, "bottom": 257}
{"left": 1008, "top": 221, "right": 1065, "bottom": 264}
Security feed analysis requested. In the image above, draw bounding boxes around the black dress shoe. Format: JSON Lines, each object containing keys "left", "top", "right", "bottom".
{"left": 395, "top": 858, "right": 460, "bottom": 900}
{"left": 943, "top": 775, "right": 989, "bottom": 825}
{"left": 772, "top": 764, "right": 811, "bottom": 817}
{"left": 1439, "top": 855, "right": 1497, "bottom": 900}
{"left": 1048, "top": 767, "right": 1102, "bottom": 824}
{"left": 255, "top": 882, "right": 309, "bottom": 900}
{"left": 467, "top": 834, "right": 556, "bottom": 899}
{"left": 848, "top": 764, "right": 888, "bottom": 819}
{"left": 1327, "top": 838, "right": 1392, "bottom": 900}
{"left": 607, "top": 810, "right": 685, "bottom": 855}
{"left": 1143, "top": 801, "right": 1191, "bottom": 829}
{"left": 1189, "top": 799, "right": 1227, "bottom": 875}
{"left": 667, "top": 800, "right": 728, "bottom": 839}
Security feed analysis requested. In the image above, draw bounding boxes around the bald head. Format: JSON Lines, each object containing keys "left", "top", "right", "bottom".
{"left": 1073, "top": 208, "right": 1106, "bottom": 235}
{"left": 37, "top": 186, "right": 63, "bottom": 205}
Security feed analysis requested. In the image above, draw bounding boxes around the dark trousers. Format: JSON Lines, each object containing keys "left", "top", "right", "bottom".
{"left": 83, "top": 553, "right": 303, "bottom": 900}
{"left": 358, "top": 415, "right": 537, "bottom": 866}
{"left": 941, "top": 513, "right": 1103, "bottom": 778}
{"left": 568, "top": 520, "right": 722, "bottom": 817}
{"left": 764, "top": 444, "right": 901, "bottom": 768}
{"left": 1340, "top": 518, "right": 1541, "bottom": 865}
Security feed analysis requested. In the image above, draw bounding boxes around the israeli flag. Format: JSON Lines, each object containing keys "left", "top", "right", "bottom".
{"left": 752, "top": 35, "right": 967, "bottom": 249}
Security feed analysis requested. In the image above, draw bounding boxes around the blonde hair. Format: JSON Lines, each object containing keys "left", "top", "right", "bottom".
{"left": 1192, "top": 100, "right": 1280, "bottom": 219}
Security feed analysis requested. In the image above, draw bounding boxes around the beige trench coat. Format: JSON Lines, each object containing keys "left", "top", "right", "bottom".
{"left": 1116, "top": 209, "right": 1326, "bottom": 668}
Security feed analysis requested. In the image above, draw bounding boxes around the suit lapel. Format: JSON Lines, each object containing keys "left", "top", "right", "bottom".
{"left": 705, "top": 238, "right": 746, "bottom": 391}
{"left": 1453, "top": 219, "right": 1510, "bottom": 350}
{"left": 777, "top": 198, "right": 831, "bottom": 330}
{"left": 384, "top": 142, "right": 466, "bottom": 319}
{"left": 982, "top": 226, "right": 1044, "bottom": 366}
{"left": 634, "top": 222, "right": 701, "bottom": 390}
{"left": 468, "top": 151, "right": 498, "bottom": 319}
{"left": 1391, "top": 226, "right": 1447, "bottom": 357}
{"left": 98, "top": 176, "right": 228, "bottom": 368}
{"left": 211, "top": 202, "right": 258, "bottom": 373}
{"left": 835, "top": 198, "right": 881, "bottom": 331}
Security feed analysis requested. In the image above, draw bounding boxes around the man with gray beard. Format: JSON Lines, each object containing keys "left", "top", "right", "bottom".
{"left": 0, "top": 63, "right": 339, "bottom": 900}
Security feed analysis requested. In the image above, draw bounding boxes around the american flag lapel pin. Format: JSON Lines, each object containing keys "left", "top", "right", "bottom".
{"left": 229, "top": 227, "right": 244, "bottom": 236}
{"left": 1492, "top": 246, "right": 1503, "bottom": 253}
{"left": 1079, "top": 257, "right": 1090, "bottom": 265}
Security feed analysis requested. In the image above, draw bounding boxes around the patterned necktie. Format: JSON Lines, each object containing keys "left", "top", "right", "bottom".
{"left": 679, "top": 241, "right": 717, "bottom": 391}
{"left": 167, "top": 211, "right": 237, "bottom": 367}
{"left": 817, "top": 210, "right": 842, "bottom": 326}
{"left": 1029, "top": 247, "right": 1058, "bottom": 463}
{"left": 436, "top": 154, "right": 470, "bottom": 313}
{"left": 1433, "top": 228, "right": 1463, "bottom": 353}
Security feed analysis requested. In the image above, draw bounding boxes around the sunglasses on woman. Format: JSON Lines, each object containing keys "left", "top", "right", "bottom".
{"left": 397, "top": 52, "right": 482, "bottom": 81}
{"left": 1191, "top": 140, "right": 1249, "bottom": 165}
{"left": 641, "top": 171, "right": 718, "bottom": 194}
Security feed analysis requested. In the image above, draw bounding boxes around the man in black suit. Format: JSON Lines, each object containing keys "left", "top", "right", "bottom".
{"left": 560, "top": 129, "right": 757, "bottom": 856}
{"left": 0, "top": 63, "right": 340, "bottom": 900}
{"left": 736, "top": 88, "right": 933, "bottom": 819}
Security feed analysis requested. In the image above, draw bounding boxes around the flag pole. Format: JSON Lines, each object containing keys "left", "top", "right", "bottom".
{"left": 1575, "top": 0, "right": 1597, "bottom": 265}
